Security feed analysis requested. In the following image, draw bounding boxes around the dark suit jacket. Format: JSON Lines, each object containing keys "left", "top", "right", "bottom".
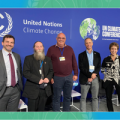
{"left": 78, "top": 50, "right": 101, "bottom": 84}
{"left": 0, "top": 50, "right": 23, "bottom": 98}
{"left": 22, "top": 55, "right": 54, "bottom": 99}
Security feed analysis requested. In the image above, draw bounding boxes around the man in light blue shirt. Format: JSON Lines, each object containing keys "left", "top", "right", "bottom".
{"left": 78, "top": 38, "right": 101, "bottom": 111}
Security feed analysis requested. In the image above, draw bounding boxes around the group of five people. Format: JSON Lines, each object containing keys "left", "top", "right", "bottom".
{"left": 0, "top": 33, "right": 120, "bottom": 112}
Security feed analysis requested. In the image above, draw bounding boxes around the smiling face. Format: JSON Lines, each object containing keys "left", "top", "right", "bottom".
{"left": 2, "top": 38, "right": 14, "bottom": 52}
{"left": 56, "top": 33, "right": 66, "bottom": 48}
{"left": 85, "top": 38, "right": 93, "bottom": 51}
{"left": 110, "top": 45, "right": 118, "bottom": 56}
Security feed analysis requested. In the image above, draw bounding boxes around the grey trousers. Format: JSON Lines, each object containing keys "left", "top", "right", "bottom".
{"left": 0, "top": 86, "right": 20, "bottom": 111}
{"left": 80, "top": 77, "right": 99, "bottom": 111}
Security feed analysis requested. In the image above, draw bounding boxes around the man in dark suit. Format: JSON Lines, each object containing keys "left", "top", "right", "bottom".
{"left": 0, "top": 34, "right": 23, "bottom": 111}
{"left": 22, "top": 41, "right": 53, "bottom": 111}
{"left": 78, "top": 38, "right": 101, "bottom": 111}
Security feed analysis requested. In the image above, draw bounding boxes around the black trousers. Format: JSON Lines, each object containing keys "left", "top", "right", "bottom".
{"left": 105, "top": 80, "right": 120, "bottom": 111}
{"left": 28, "top": 89, "right": 48, "bottom": 111}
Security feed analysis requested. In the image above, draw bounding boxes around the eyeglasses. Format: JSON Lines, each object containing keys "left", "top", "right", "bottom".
{"left": 57, "top": 37, "right": 66, "bottom": 40}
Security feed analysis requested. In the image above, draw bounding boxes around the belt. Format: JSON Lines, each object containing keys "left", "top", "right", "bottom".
{"left": 6, "top": 83, "right": 18, "bottom": 88}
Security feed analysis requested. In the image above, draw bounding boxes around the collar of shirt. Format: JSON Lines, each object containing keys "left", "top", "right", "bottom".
{"left": 86, "top": 49, "right": 93, "bottom": 54}
{"left": 2, "top": 48, "right": 13, "bottom": 56}
{"left": 55, "top": 43, "right": 67, "bottom": 48}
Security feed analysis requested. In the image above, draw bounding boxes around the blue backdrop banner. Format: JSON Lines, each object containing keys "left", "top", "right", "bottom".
{"left": 0, "top": 8, "right": 120, "bottom": 103}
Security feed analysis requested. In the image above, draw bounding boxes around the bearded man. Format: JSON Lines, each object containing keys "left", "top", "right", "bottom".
{"left": 22, "top": 41, "right": 53, "bottom": 111}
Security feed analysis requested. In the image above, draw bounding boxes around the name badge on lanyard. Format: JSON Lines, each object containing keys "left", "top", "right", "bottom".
{"left": 59, "top": 57, "right": 65, "bottom": 61}
{"left": 39, "top": 61, "right": 43, "bottom": 75}
{"left": 89, "top": 65, "right": 95, "bottom": 70}
{"left": 39, "top": 70, "right": 42, "bottom": 74}
{"left": 59, "top": 47, "right": 65, "bottom": 61}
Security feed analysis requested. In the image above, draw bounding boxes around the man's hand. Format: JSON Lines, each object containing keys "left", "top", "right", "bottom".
{"left": 39, "top": 79, "right": 44, "bottom": 84}
{"left": 91, "top": 73, "right": 97, "bottom": 79}
{"left": 73, "top": 75, "right": 78, "bottom": 81}
{"left": 51, "top": 78, "right": 54, "bottom": 84}
{"left": 88, "top": 78, "right": 93, "bottom": 82}
{"left": 43, "top": 78, "right": 49, "bottom": 83}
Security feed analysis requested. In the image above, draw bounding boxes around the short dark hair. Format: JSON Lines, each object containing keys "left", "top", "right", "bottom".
{"left": 84, "top": 38, "right": 93, "bottom": 43}
{"left": 2, "top": 34, "right": 15, "bottom": 43}
{"left": 33, "top": 41, "right": 43, "bottom": 48}
{"left": 109, "top": 42, "right": 119, "bottom": 50}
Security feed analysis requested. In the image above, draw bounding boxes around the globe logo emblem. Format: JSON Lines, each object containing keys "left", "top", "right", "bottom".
{"left": 80, "top": 18, "right": 100, "bottom": 40}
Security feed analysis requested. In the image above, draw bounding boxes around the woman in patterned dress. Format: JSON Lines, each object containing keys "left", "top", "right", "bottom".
{"left": 101, "top": 42, "right": 120, "bottom": 111}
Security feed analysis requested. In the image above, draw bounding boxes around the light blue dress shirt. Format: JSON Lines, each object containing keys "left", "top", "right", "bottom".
{"left": 86, "top": 50, "right": 94, "bottom": 73}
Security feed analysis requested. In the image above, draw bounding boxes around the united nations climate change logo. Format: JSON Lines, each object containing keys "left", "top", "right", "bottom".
{"left": 0, "top": 12, "right": 13, "bottom": 37}
{"left": 80, "top": 18, "right": 100, "bottom": 40}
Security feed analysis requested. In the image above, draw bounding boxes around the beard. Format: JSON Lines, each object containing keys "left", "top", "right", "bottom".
{"left": 34, "top": 49, "right": 45, "bottom": 61}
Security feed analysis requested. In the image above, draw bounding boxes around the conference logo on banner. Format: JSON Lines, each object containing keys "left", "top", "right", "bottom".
{"left": 102, "top": 25, "right": 120, "bottom": 41}
{"left": 0, "top": 12, "right": 13, "bottom": 37}
{"left": 23, "top": 19, "right": 63, "bottom": 35}
{"left": 79, "top": 18, "right": 100, "bottom": 40}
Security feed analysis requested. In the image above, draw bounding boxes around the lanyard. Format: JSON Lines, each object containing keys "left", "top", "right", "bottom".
{"left": 40, "top": 61, "right": 43, "bottom": 69}
{"left": 59, "top": 47, "right": 64, "bottom": 56}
